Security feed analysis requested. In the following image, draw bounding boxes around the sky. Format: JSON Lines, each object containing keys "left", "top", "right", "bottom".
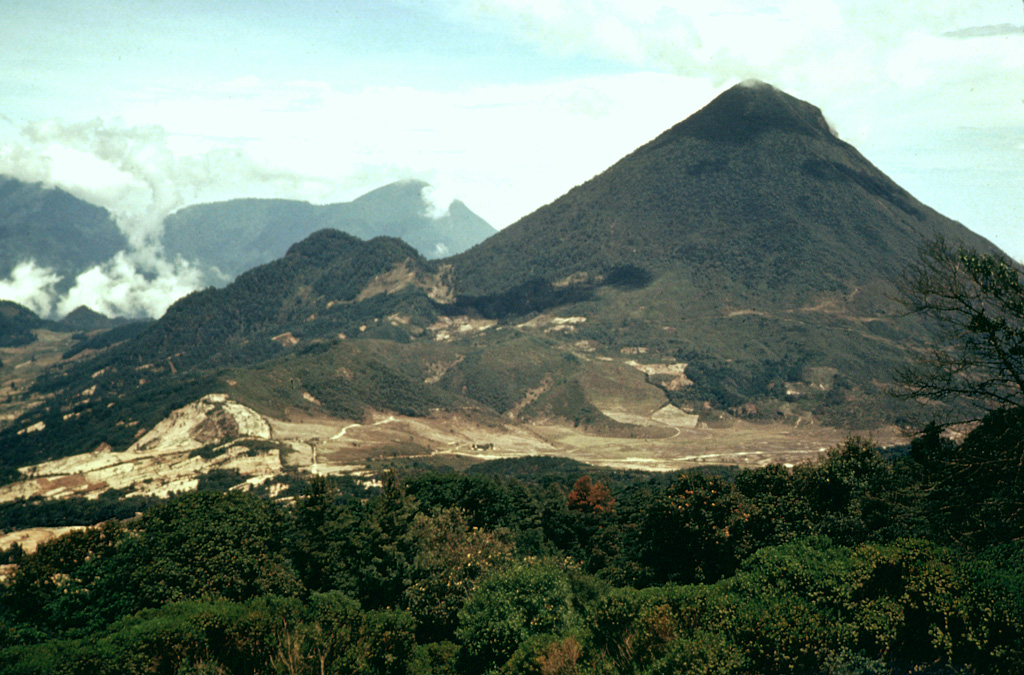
{"left": 0, "top": 0, "right": 1022, "bottom": 317}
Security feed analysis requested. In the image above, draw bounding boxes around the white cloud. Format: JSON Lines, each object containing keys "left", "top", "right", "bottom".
{"left": 115, "top": 71, "right": 717, "bottom": 230}
{"left": 0, "top": 117, "right": 336, "bottom": 318}
{"left": 0, "top": 261, "right": 61, "bottom": 317}
{"left": 419, "top": 183, "right": 455, "bottom": 219}
{"left": 1, "top": 117, "right": 330, "bottom": 250}
{"left": 56, "top": 252, "right": 208, "bottom": 320}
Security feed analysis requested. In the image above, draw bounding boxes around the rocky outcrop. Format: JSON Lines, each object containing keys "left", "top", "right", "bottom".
{"left": 0, "top": 395, "right": 281, "bottom": 503}
{"left": 128, "top": 394, "right": 271, "bottom": 454}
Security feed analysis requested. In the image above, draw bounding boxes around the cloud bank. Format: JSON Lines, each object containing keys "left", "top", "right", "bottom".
{"left": 0, "top": 261, "right": 61, "bottom": 317}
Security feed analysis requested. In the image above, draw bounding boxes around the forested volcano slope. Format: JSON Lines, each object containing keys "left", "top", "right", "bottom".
{"left": 451, "top": 81, "right": 1000, "bottom": 298}
{"left": 446, "top": 81, "right": 1010, "bottom": 421}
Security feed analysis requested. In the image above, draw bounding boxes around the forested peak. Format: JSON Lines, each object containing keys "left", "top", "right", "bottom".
{"left": 283, "top": 228, "right": 420, "bottom": 265}
{"left": 284, "top": 228, "right": 363, "bottom": 257}
{"left": 664, "top": 79, "right": 839, "bottom": 145}
{"left": 0, "top": 299, "right": 39, "bottom": 321}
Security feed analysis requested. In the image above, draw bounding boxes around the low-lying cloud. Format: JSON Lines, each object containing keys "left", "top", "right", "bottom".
{"left": 420, "top": 183, "right": 457, "bottom": 219}
{"left": 56, "top": 252, "right": 208, "bottom": 319}
{"left": 0, "top": 254, "right": 209, "bottom": 320}
{"left": 0, "top": 261, "right": 62, "bottom": 317}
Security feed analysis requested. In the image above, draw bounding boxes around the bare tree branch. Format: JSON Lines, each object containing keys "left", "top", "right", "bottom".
{"left": 895, "top": 238, "right": 1024, "bottom": 423}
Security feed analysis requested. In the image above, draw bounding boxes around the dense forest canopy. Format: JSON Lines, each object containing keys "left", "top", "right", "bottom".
{"left": 2, "top": 418, "right": 1022, "bottom": 674}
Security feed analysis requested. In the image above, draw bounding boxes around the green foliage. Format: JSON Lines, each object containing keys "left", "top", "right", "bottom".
{"left": 2, "top": 521, "right": 130, "bottom": 636}
{"left": 121, "top": 491, "right": 302, "bottom": 609}
{"left": 912, "top": 407, "right": 1024, "bottom": 547}
{"left": 631, "top": 473, "right": 749, "bottom": 585}
{"left": 456, "top": 560, "right": 580, "bottom": 672}
{"left": 407, "top": 474, "right": 539, "bottom": 532}
{"left": 0, "top": 594, "right": 418, "bottom": 675}
{"left": 3, "top": 434, "right": 1023, "bottom": 674}
{"left": 0, "top": 494, "right": 161, "bottom": 531}
{"left": 403, "top": 508, "right": 513, "bottom": 642}
{"left": 736, "top": 438, "right": 930, "bottom": 548}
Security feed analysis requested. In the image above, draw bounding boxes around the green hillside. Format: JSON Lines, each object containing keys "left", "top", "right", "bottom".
{"left": 444, "top": 82, "right": 1007, "bottom": 425}
{"left": 0, "top": 301, "right": 46, "bottom": 348}
{"left": 451, "top": 82, "right": 999, "bottom": 297}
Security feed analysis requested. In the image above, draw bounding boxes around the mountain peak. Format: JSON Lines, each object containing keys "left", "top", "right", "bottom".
{"left": 669, "top": 80, "right": 838, "bottom": 145}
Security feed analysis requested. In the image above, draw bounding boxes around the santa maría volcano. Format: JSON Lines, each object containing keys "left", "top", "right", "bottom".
{"left": 446, "top": 80, "right": 1004, "bottom": 424}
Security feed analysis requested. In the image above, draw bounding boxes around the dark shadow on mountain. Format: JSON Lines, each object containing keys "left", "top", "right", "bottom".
{"left": 445, "top": 278, "right": 596, "bottom": 320}
{"left": 801, "top": 159, "right": 922, "bottom": 219}
{"left": 447, "top": 265, "right": 654, "bottom": 320}
{"left": 603, "top": 264, "right": 654, "bottom": 289}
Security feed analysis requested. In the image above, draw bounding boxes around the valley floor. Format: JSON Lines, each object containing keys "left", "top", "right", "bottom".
{"left": 0, "top": 394, "right": 904, "bottom": 511}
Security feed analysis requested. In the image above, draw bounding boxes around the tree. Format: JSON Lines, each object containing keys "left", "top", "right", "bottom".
{"left": 1, "top": 521, "right": 129, "bottom": 635}
{"left": 566, "top": 476, "right": 615, "bottom": 515}
{"left": 123, "top": 491, "right": 303, "bottom": 609}
{"left": 896, "top": 238, "right": 1024, "bottom": 422}
{"left": 456, "top": 560, "right": 579, "bottom": 671}
{"left": 402, "top": 508, "right": 512, "bottom": 642}
{"left": 913, "top": 407, "right": 1024, "bottom": 547}
{"left": 632, "top": 473, "right": 748, "bottom": 586}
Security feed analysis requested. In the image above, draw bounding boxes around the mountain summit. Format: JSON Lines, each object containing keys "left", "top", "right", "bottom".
{"left": 670, "top": 80, "right": 839, "bottom": 144}
{"left": 444, "top": 82, "right": 1006, "bottom": 424}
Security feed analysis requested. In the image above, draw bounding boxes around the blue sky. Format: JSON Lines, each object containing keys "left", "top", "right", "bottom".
{"left": 1, "top": 1, "right": 1022, "bottom": 316}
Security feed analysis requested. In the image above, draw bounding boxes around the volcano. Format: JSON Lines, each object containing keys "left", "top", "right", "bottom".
{"left": 444, "top": 81, "right": 1006, "bottom": 422}
{"left": 451, "top": 80, "right": 997, "bottom": 302}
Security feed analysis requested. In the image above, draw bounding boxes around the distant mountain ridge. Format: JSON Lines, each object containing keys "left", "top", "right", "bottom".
{"left": 0, "top": 177, "right": 493, "bottom": 317}
{"left": 162, "top": 180, "right": 496, "bottom": 282}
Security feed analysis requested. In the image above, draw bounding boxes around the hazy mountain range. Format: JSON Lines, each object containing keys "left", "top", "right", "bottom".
{"left": 162, "top": 180, "right": 496, "bottom": 283}
{"left": 0, "top": 177, "right": 495, "bottom": 316}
